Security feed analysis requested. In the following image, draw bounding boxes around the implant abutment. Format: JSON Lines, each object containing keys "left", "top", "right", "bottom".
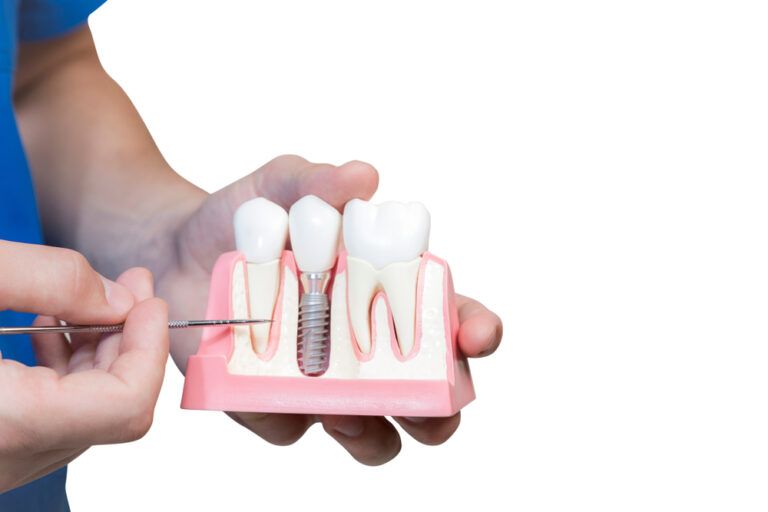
{"left": 300, "top": 272, "right": 331, "bottom": 295}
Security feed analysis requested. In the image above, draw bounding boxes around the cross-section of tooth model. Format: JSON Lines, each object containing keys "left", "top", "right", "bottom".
{"left": 181, "top": 196, "right": 475, "bottom": 417}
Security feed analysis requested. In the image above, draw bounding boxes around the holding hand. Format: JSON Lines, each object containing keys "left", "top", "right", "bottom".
{"left": 153, "top": 155, "right": 503, "bottom": 465}
{"left": 0, "top": 242, "right": 168, "bottom": 492}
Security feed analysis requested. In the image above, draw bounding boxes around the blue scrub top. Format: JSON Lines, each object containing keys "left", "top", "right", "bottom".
{"left": 1, "top": 1, "right": 105, "bottom": 509}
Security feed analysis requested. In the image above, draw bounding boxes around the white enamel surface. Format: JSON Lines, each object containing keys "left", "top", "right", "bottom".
{"left": 226, "top": 257, "right": 447, "bottom": 380}
{"left": 345, "top": 257, "right": 421, "bottom": 357}
{"left": 343, "top": 199, "right": 430, "bottom": 270}
{"left": 288, "top": 195, "right": 342, "bottom": 272}
{"left": 245, "top": 261, "right": 280, "bottom": 353}
{"left": 233, "top": 198, "right": 288, "bottom": 263}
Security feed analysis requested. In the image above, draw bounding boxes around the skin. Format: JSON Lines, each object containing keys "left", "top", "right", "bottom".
{"left": 0, "top": 241, "right": 168, "bottom": 492}
{"left": 12, "top": 25, "right": 503, "bottom": 466}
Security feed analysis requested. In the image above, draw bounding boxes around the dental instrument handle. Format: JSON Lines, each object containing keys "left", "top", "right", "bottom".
{"left": 0, "top": 319, "right": 272, "bottom": 336}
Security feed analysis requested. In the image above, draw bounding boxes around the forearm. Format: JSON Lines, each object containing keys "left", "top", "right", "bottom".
{"left": 13, "top": 25, "right": 205, "bottom": 278}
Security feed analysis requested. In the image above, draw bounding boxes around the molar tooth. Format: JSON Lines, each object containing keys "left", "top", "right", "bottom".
{"left": 233, "top": 198, "right": 289, "bottom": 353}
{"left": 342, "top": 199, "right": 430, "bottom": 357}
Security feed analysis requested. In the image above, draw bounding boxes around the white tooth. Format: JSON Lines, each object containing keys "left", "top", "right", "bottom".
{"left": 343, "top": 200, "right": 430, "bottom": 270}
{"left": 234, "top": 198, "right": 289, "bottom": 263}
{"left": 343, "top": 199, "right": 430, "bottom": 356}
{"left": 233, "top": 198, "right": 288, "bottom": 353}
{"left": 288, "top": 195, "right": 342, "bottom": 273}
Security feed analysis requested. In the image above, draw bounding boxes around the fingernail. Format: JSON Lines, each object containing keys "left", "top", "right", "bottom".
{"left": 101, "top": 277, "right": 134, "bottom": 314}
{"left": 403, "top": 416, "right": 427, "bottom": 424}
{"left": 333, "top": 417, "right": 365, "bottom": 438}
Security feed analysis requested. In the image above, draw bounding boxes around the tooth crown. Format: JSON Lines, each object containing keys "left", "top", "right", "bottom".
{"left": 181, "top": 249, "right": 475, "bottom": 417}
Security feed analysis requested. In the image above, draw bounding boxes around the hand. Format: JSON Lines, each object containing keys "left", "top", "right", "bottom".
{"left": 0, "top": 242, "right": 168, "bottom": 492}
{"left": 153, "top": 155, "right": 503, "bottom": 465}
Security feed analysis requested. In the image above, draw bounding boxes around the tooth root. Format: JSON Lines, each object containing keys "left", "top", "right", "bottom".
{"left": 379, "top": 259, "right": 421, "bottom": 357}
{"left": 346, "top": 257, "right": 379, "bottom": 354}
{"left": 245, "top": 260, "right": 281, "bottom": 353}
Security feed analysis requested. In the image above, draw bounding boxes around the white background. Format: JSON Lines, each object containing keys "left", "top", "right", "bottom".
{"left": 69, "top": 1, "right": 768, "bottom": 510}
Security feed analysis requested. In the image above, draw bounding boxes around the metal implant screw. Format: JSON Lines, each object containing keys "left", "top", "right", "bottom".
{"left": 297, "top": 272, "right": 331, "bottom": 376}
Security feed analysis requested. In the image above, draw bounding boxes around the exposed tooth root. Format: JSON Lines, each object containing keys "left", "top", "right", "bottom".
{"left": 379, "top": 260, "right": 420, "bottom": 358}
{"left": 346, "top": 257, "right": 421, "bottom": 358}
{"left": 346, "top": 258, "right": 379, "bottom": 354}
{"left": 245, "top": 261, "right": 281, "bottom": 353}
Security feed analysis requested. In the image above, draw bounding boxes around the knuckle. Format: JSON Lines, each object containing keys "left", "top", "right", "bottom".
{"left": 61, "top": 248, "right": 90, "bottom": 276}
{"left": 60, "top": 250, "right": 94, "bottom": 306}
{"left": 264, "top": 154, "right": 309, "bottom": 175}
{"left": 272, "top": 153, "right": 306, "bottom": 165}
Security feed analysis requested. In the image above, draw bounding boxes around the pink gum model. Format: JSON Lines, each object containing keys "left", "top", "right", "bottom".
{"left": 181, "top": 250, "right": 475, "bottom": 417}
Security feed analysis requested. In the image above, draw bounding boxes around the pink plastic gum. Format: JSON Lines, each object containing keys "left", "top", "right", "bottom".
{"left": 181, "top": 250, "right": 475, "bottom": 417}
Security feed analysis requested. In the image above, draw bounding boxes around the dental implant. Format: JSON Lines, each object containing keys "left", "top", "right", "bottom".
{"left": 297, "top": 272, "right": 332, "bottom": 375}
{"left": 288, "top": 195, "right": 342, "bottom": 376}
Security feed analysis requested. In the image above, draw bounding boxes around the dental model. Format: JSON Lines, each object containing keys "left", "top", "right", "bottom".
{"left": 182, "top": 196, "right": 475, "bottom": 417}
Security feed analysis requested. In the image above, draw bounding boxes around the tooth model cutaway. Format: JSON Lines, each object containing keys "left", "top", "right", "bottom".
{"left": 343, "top": 199, "right": 430, "bottom": 358}
{"left": 181, "top": 197, "right": 475, "bottom": 417}
{"left": 233, "top": 197, "right": 288, "bottom": 354}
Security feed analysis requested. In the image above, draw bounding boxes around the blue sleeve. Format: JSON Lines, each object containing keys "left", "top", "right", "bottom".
{"left": 18, "top": 0, "right": 106, "bottom": 41}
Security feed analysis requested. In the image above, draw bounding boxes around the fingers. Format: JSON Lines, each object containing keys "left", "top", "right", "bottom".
{"left": 91, "top": 268, "right": 156, "bottom": 372}
{"left": 108, "top": 297, "right": 169, "bottom": 396}
{"left": 116, "top": 267, "right": 155, "bottom": 302}
{"left": 227, "top": 412, "right": 314, "bottom": 446}
{"left": 19, "top": 268, "right": 168, "bottom": 448}
{"left": 180, "top": 156, "right": 380, "bottom": 265}
{"left": 39, "top": 267, "right": 157, "bottom": 374}
{"left": 240, "top": 155, "right": 379, "bottom": 211}
{"left": 39, "top": 297, "right": 169, "bottom": 446}
{"left": 30, "top": 316, "right": 71, "bottom": 376}
{"left": 321, "top": 415, "right": 401, "bottom": 466}
{"left": 455, "top": 294, "right": 503, "bottom": 358}
{"left": 0, "top": 241, "right": 134, "bottom": 324}
{"left": 394, "top": 413, "right": 462, "bottom": 445}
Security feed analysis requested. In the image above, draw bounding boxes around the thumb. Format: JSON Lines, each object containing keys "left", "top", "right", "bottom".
{"left": 180, "top": 155, "right": 379, "bottom": 265}
{"left": 0, "top": 241, "right": 134, "bottom": 324}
